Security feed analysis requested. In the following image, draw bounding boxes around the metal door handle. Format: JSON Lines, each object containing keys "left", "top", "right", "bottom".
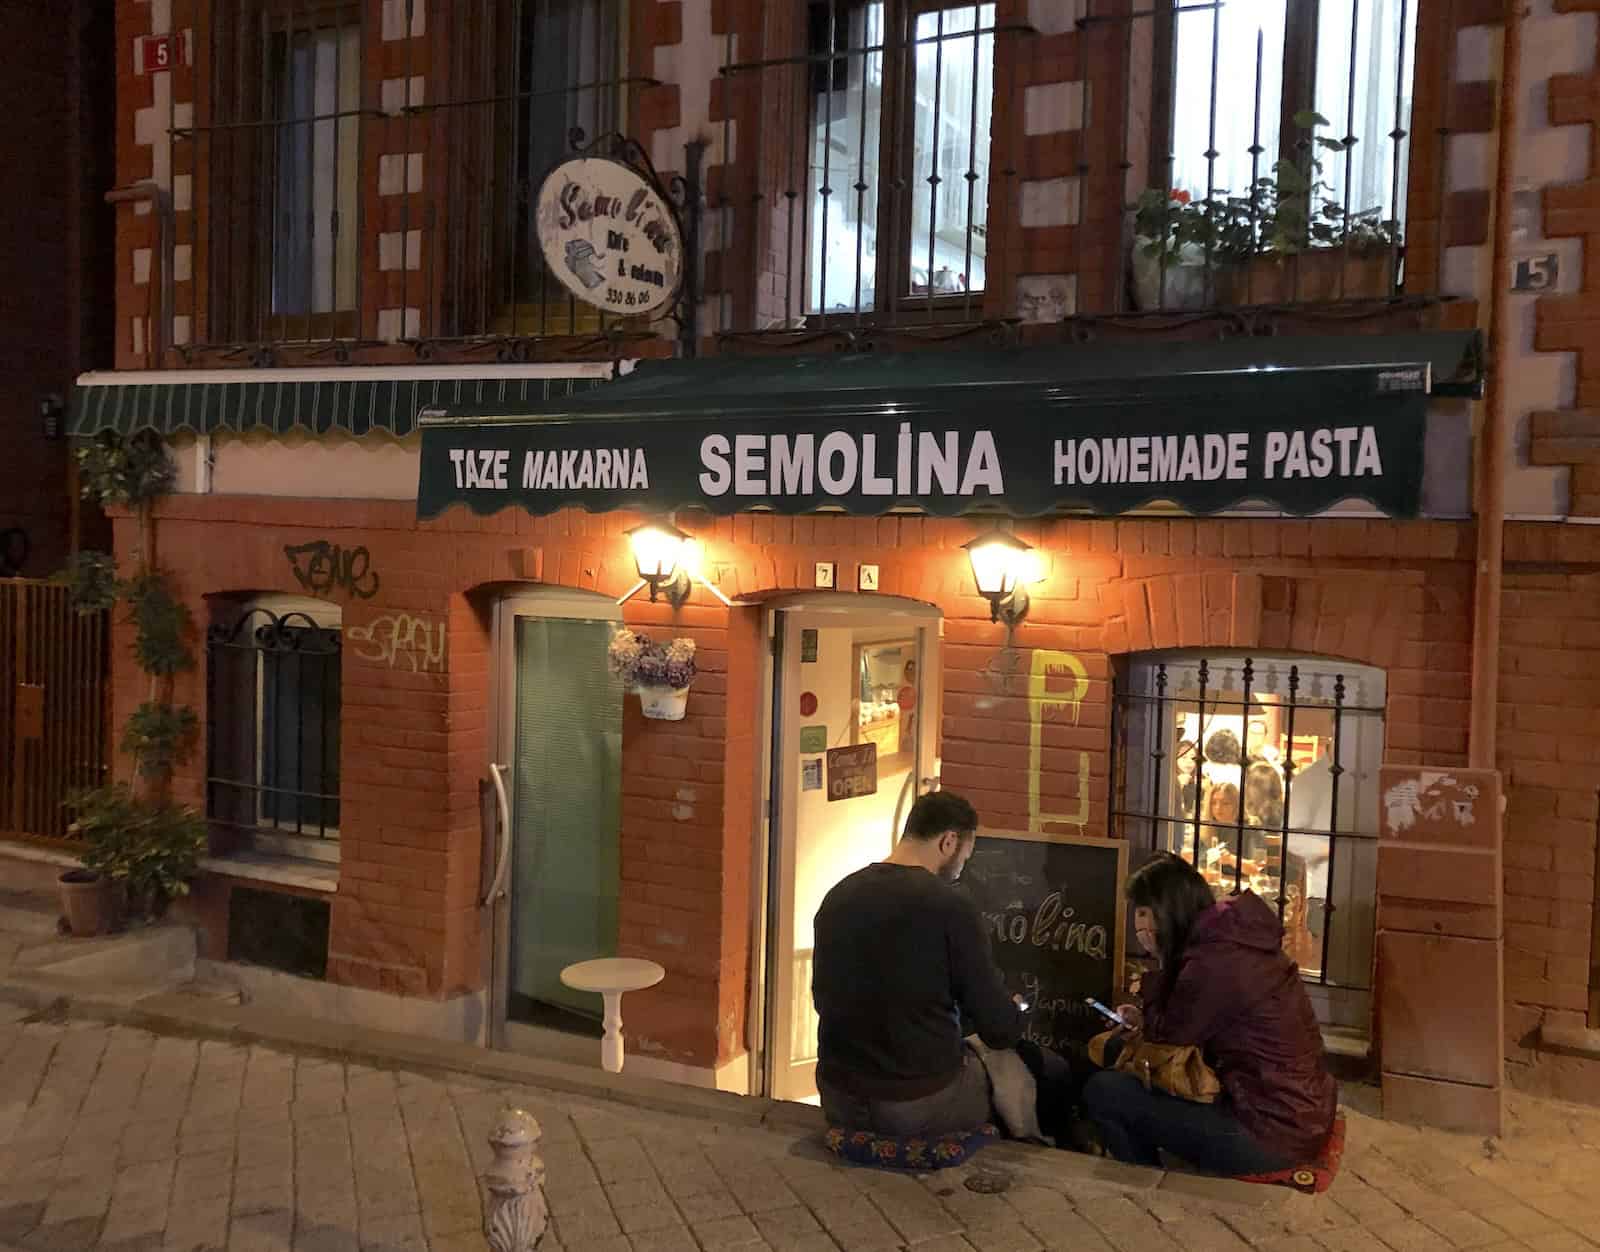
{"left": 484, "top": 763, "right": 512, "bottom": 906}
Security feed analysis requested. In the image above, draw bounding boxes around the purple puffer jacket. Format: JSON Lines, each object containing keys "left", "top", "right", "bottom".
{"left": 1141, "top": 891, "right": 1337, "bottom": 1163}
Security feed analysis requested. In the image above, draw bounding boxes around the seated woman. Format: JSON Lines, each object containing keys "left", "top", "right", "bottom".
{"left": 1084, "top": 853, "right": 1336, "bottom": 1175}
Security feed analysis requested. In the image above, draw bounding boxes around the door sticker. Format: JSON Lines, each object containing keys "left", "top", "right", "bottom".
{"left": 799, "top": 725, "right": 827, "bottom": 754}
{"left": 801, "top": 759, "right": 823, "bottom": 791}
{"left": 801, "top": 628, "right": 818, "bottom": 662}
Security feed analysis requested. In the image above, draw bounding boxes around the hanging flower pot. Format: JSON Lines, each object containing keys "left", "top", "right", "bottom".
{"left": 609, "top": 629, "right": 697, "bottom": 723}
{"left": 637, "top": 684, "right": 690, "bottom": 721}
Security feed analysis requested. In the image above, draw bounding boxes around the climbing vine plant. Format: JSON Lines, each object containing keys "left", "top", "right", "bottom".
{"left": 59, "top": 431, "right": 206, "bottom": 918}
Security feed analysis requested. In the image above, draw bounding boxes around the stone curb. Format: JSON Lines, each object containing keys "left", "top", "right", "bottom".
{"left": 0, "top": 974, "right": 1289, "bottom": 1213}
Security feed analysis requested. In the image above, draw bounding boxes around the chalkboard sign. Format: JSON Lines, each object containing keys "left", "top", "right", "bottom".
{"left": 959, "top": 830, "right": 1129, "bottom": 1051}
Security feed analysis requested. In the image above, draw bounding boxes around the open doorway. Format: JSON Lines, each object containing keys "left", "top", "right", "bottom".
{"left": 758, "top": 597, "right": 943, "bottom": 1103}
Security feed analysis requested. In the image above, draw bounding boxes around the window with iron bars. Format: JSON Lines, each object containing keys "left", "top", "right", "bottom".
{"left": 206, "top": 598, "right": 342, "bottom": 861}
{"left": 1110, "top": 653, "right": 1385, "bottom": 1034}
{"left": 1140, "top": 0, "right": 1419, "bottom": 308}
{"left": 200, "top": 1, "right": 364, "bottom": 344}
{"left": 443, "top": 0, "right": 625, "bottom": 342}
{"left": 193, "top": 0, "right": 625, "bottom": 349}
{"left": 771, "top": 1, "right": 998, "bottom": 321}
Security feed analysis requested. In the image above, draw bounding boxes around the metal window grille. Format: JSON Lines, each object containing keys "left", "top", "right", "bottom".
{"left": 715, "top": 0, "right": 1423, "bottom": 342}
{"left": 206, "top": 607, "right": 342, "bottom": 845}
{"left": 1109, "top": 654, "right": 1385, "bottom": 1004}
{"left": 721, "top": 1, "right": 1014, "bottom": 332}
{"left": 185, "top": 0, "right": 636, "bottom": 356}
{"left": 1138, "top": 0, "right": 1419, "bottom": 311}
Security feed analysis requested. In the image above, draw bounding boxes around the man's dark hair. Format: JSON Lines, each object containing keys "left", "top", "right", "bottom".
{"left": 902, "top": 791, "right": 978, "bottom": 841}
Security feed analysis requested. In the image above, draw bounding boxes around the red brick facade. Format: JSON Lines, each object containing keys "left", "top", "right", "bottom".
{"left": 109, "top": 496, "right": 1600, "bottom": 1081}
{"left": 93, "top": 0, "right": 1600, "bottom": 1099}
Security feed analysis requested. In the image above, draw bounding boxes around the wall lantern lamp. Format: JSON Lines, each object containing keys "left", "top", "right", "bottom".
{"left": 963, "top": 530, "right": 1038, "bottom": 626}
{"left": 627, "top": 521, "right": 692, "bottom": 607}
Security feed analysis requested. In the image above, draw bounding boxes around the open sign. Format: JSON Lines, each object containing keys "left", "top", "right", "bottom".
{"left": 825, "top": 743, "right": 877, "bottom": 802}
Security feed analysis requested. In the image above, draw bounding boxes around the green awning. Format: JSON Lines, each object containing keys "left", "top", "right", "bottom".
{"left": 425, "top": 331, "right": 1481, "bottom": 423}
{"left": 416, "top": 331, "right": 1481, "bottom": 520}
{"left": 70, "top": 367, "right": 615, "bottom": 438}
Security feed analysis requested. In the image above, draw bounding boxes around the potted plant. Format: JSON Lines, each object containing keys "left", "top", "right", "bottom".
{"left": 1130, "top": 188, "right": 1236, "bottom": 311}
{"left": 51, "top": 432, "right": 207, "bottom": 932}
{"left": 1225, "top": 111, "right": 1402, "bottom": 305}
{"left": 56, "top": 864, "right": 119, "bottom": 938}
{"left": 608, "top": 629, "right": 697, "bottom": 721}
{"left": 65, "top": 783, "right": 207, "bottom": 923}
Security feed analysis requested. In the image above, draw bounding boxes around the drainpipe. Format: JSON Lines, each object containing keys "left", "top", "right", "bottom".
{"left": 1468, "top": 1, "right": 1524, "bottom": 770}
{"left": 105, "top": 181, "right": 173, "bottom": 367}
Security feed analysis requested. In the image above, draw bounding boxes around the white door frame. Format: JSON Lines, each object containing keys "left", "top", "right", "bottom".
{"left": 486, "top": 587, "right": 623, "bottom": 1050}
{"left": 749, "top": 594, "right": 944, "bottom": 1101}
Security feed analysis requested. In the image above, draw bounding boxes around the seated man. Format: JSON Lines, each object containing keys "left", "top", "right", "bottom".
{"left": 812, "top": 791, "right": 1024, "bottom": 1137}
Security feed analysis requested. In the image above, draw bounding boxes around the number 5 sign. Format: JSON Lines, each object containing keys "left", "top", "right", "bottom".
{"left": 1510, "top": 253, "right": 1559, "bottom": 293}
{"left": 140, "top": 34, "right": 175, "bottom": 74}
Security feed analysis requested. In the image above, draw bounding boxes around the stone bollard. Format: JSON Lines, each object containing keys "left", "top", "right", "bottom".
{"left": 485, "top": 1107, "right": 548, "bottom": 1252}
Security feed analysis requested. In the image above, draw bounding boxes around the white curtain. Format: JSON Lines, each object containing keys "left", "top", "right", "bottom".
{"left": 1170, "top": 1, "right": 1287, "bottom": 203}
{"left": 1314, "top": 0, "right": 1418, "bottom": 226}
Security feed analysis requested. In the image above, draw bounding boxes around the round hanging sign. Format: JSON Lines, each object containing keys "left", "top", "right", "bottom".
{"left": 535, "top": 156, "right": 684, "bottom": 319}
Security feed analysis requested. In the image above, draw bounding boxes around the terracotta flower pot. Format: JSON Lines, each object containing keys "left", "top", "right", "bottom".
{"left": 58, "top": 869, "right": 120, "bottom": 938}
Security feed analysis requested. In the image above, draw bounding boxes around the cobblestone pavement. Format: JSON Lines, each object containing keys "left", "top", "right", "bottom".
{"left": 3, "top": 1009, "right": 1600, "bottom": 1252}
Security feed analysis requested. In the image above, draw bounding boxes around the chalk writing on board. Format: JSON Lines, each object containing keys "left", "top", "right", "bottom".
{"left": 960, "top": 831, "right": 1127, "bottom": 1050}
{"left": 981, "top": 891, "right": 1109, "bottom": 959}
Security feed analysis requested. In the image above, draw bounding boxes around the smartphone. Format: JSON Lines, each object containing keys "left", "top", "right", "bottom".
{"left": 1015, "top": 998, "right": 1032, "bottom": 1012}
{"left": 1085, "top": 997, "right": 1126, "bottom": 1026}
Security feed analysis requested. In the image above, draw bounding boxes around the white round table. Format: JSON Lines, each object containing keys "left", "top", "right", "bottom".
{"left": 559, "top": 957, "right": 665, "bottom": 1073}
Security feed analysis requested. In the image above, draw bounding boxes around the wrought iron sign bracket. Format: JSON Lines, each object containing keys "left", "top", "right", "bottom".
{"left": 567, "top": 129, "right": 703, "bottom": 360}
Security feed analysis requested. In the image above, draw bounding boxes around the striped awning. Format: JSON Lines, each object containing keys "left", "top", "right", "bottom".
{"left": 70, "top": 364, "right": 619, "bottom": 438}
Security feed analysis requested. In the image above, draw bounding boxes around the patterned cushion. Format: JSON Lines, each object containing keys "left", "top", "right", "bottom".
{"left": 1233, "top": 1115, "right": 1347, "bottom": 1194}
{"left": 822, "top": 1123, "right": 999, "bottom": 1171}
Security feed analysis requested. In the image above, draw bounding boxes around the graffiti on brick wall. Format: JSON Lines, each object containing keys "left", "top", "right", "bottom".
{"left": 1383, "top": 771, "right": 1480, "bottom": 834}
{"left": 1028, "top": 649, "right": 1090, "bottom": 834}
{"left": 347, "top": 612, "right": 446, "bottom": 673}
{"left": 284, "top": 541, "right": 380, "bottom": 599}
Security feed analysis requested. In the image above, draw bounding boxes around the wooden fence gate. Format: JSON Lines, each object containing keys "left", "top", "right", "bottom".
{"left": 0, "top": 580, "right": 109, "bottom": 844}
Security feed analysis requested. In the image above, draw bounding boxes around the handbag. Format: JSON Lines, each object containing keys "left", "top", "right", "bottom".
{"left": 1088, "top": 1028, "right": 1222, "bottom": 1104}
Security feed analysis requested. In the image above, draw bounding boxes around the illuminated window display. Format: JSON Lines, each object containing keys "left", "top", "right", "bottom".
{"left": 1114, "top": 653, "right": 1386, "bottom": 1034}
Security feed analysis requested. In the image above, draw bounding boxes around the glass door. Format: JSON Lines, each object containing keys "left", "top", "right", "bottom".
{"left": 494, "top": 595, "right": 624, "bottom": 1033}
{"left": 764, "top": 602, "right": 942, "bottom": 1103}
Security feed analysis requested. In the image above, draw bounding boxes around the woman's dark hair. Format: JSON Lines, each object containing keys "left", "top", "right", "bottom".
{"left": 1245, "top": 762, "right": 1284, "bottom": 829}
{"left": 1126, "top": 853, "right": 1218, "bottom": 972}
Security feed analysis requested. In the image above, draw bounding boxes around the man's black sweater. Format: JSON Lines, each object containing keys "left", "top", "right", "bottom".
{"left": 812, "top": 862, "right": 1024, "bottom": 1099}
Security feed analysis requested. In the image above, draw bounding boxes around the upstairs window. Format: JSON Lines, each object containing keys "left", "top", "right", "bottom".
{"left": 270, "top": 18, "right": 361, "bottom": 320}
{"left": 1165, "top": 0, "right": 1418, "bottom": 238}
{"left": 808, "top": 1, "right": 995, "bottom": 316}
